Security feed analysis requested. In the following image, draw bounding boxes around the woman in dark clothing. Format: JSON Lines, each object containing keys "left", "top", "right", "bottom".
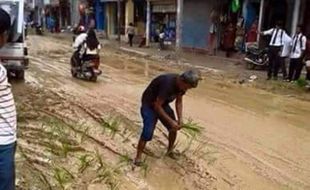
{"left": 223, "top": 22, "right": 236, "bottom": 57}
{"left": 83, "top": 29, "right": 101, "bottom": 69}
{"left": 86, "top": 29, "right": 100, "bottom": 51}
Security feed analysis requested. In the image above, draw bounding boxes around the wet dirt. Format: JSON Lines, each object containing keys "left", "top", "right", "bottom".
{"left": 13, "top": 35, "right": 310, "bottom": 190}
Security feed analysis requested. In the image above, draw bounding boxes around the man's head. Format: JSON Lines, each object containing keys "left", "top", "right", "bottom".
{"left": 275, "top": 21, "right": 283, "bottom": 29}
{"left": 178, "top": 69, "right": 202, "bottom": 91}
{"left": 296, "top": 25, "right": 303, "bottom": 34}
{"left": 0, "top": 8, "right": 11, "bottom": 48}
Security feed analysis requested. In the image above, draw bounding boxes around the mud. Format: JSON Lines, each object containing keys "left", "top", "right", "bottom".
{"left": 12, "top": 35, "right": 310, "bottom": 190}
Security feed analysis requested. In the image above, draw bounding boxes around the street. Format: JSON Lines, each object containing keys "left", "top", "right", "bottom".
{"left": 14, "top": 35, "right": 310, "bottom": 190}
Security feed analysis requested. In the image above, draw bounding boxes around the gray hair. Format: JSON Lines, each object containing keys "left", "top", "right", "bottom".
{"left": 180, "top": 69, "right": 202, "bottom": 88}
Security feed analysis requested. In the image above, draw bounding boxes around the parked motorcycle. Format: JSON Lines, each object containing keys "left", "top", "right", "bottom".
{"left": 70, "top": 52, "right": 102, "bottom": 82}
{"left": 244, "top": 46, "right": 269, "bottom": 70}
{"left": 31, "top": 23, "right": 43, "bottom": 36}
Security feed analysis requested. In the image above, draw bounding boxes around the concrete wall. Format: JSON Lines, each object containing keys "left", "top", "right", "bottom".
{"left": 182, "top": 0, "right": 216, "bottom": 49}
{"left": 125, "top": 0, "right": 134, "bottom": 28}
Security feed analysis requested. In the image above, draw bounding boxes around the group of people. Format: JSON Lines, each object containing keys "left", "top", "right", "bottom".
{"left": 126, "top": 23, "right": 169, "bottom": 51}
{"left": 261, "top": 21, "right": 309, "bottom": 82}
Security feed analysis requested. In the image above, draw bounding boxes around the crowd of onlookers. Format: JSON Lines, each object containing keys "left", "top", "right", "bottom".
{"left": 260, "top": 21, "right": 310, "bottom": 88}
{"left": 208, "top": 18, "right": 310, "bottom": 88}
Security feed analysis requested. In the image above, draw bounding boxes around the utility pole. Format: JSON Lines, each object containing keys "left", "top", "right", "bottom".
{"left": 117, "top": 0, "right": 121, "bottom": 45}
{"left": 257, "top": 0, "right": 265, "bottom": 44}
{"left": 176, "top": 0, "right": 184, "bottom": 54}
{"left": 146, "top": 0, "right": 151, "bottom": 47}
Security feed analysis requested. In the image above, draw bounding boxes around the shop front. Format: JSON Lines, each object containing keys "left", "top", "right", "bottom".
{"left": 150, "top": 1, "right": 176, "bottom": 43}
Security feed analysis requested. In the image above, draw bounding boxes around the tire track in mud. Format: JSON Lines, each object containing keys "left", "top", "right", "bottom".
{"left": 202, "top": 133, "right": 310, "bottom": 189}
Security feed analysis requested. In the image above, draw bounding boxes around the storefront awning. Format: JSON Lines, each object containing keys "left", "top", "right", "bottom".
{"left": 152, "top": 4, "right": 176, "bottom": 13}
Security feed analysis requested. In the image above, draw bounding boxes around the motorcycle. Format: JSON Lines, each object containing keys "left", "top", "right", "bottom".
{"left": 70, "top": 52, "right": 102, "bottom": 82}
{"left": 244, "top": 45, "right": 269, "bottom": 70}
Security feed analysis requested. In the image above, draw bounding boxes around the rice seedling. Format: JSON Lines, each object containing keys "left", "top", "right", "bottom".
{"left": 78, "top": 154, "right": 94, "bottom": 173}
{"left": 101, "top": 117, "right": 121, "bottom": 138}
{"left": 181, "top": 119, "right": 203, "bottom": 139}
{"left": 118, "top": 153, "right": 133, "bottom": 167}
{"left": 94, "top": 149, "right": 106, "bottom": 171}
{"left": 60, "top": 142, "right": 71, "bottom": 158}
{"left": 93, "top": 167, "right": 120, "bottom": 189}
{"left": 80, "top": 127, "right": 90, "bottom": 144}
{"left": 53, "top": 167, "right": 74, "bottom": 189}
{"left": 141, "top": 161, "right": 149, "bottom": 178}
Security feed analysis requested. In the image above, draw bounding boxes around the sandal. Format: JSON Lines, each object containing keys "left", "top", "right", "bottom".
{"left": 133, "top": 160, "right": 144, "bottom": 167}
{"left": 166, "top": 151, "right": 180, "bottom": 160}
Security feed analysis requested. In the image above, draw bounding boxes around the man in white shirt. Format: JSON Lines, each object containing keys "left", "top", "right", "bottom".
{"left": 0, "top": 8, "right": 17, "bottom": 190}
{"left": 288, "top": 25, "right": 307, "bottom": 82}
{"left": 261, "top": 21, "right": 289, "bottom": 80}
{"left": 279, "top": 34, "right": 292, "bottom": 80}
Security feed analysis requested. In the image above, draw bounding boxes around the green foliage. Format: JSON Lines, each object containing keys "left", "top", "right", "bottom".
{"left": 101, "top": 117, "right": 121, "bottom": 138}
{"left": 53, "top": 167, "right": 74, "bottom": 189}
{"left": 181, "top": 119, "right": 203, "bottom": 138}
{"left": 78, "top": 154, "right": 93, "bottom": 173}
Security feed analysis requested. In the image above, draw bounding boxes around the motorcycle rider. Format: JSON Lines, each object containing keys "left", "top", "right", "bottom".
{"left": 82, "top": 29, "right": 101, "bottom": 69}
{"left": 72, "top": 26, "right": 87, "bottom": 67}
{"left": 72, "top": 28, "right": 101, "bottom": 69}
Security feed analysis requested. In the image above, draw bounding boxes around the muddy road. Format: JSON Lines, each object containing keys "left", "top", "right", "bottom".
{"left": 13, "top": 35, "right": 310, "bottom": 190}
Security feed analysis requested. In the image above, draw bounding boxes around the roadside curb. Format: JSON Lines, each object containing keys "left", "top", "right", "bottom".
{"left": 119, "top": 47, "right": 149, "bottom": 57}
{"left": 117, "top": 46, "right": 222, "bottom": 74}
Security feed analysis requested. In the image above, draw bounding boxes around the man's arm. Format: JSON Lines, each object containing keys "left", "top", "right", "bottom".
{"left": 260, "top": 28, "right": 273, "bottom": 36}
{"left": 73, "top": 34, "right": 87, "bottom": 48}
{"left": 153, "top": 98, "right": 180, "bottom": 131}
{"left": 175, "top": 95, "right": 183, "bottom": 125}
{"left": 0, "top": 66, "right": 8, "bottom": 87}
{"left": 301, "top": 36, "right": 307, "bottom": 58}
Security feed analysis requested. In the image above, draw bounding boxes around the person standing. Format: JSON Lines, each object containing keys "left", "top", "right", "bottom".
{"left": 158, "top": 29, "right": 165, "bottom": 51}
{"left": 245, "top": 20, "right": 258, "bottom": 52}
{"left": 288, "top": 25, "right": 307, "bottom": 82}
{"left": 127, "top": 23, "right": 135, "bottom": 47}
{"left": 279, "top": 32, "right": 292, "bottom": 80}
{"left": 134, "top": 70, "right": 201, "bottom": 166}
{"left": 261, "top": 21, "right": 289, "bottom": 80}
{"left": 208, "top": 22, "right": 217, "bottom": 56}
{"left": 0, "top": 8, "right": 17, "bottom": 190}
{"left": 223, "top": 22, "right": 236, "bottom": 57}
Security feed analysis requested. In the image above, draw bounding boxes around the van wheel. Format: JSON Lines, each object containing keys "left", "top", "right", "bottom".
{"left": 15, "top": 70, "right": 25, "bottom": 80}
{"left": 71, "top": 68, "right": 77, "bottom": 78}
{"left": 90, "top": 76, "right": 97, "bottom": 82}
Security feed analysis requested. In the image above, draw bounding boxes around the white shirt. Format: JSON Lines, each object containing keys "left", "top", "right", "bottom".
{"left": 0, "top": 64, "right": 17, "bottom": 145}
{"left": 290, "top": 33, "right": 307, "bottom": 59}
{"left": 159, "top": 32, "right": 165, "bottom": 39}
{"left": 73, "top": 33, "right": 87, "bottom": 49}
{"left": 263, "top": 28, "right": 288, "bottom": 47}
{"left": 84, "top": 44, "right": 101, "bottom": 55}
{"left": 280, "top": 35, "right": 292, "bottom": 57}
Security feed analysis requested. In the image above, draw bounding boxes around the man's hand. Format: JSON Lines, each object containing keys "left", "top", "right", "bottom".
{"left": 178, "top": 119, "right": 183, "bottom": 126}
{"left": 171, "top": 121, "right": 181, "bottom": 132}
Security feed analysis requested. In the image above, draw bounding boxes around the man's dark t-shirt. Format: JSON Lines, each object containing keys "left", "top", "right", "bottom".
{"left": 142, "top": 74, "right": 185, "bottom": 106}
